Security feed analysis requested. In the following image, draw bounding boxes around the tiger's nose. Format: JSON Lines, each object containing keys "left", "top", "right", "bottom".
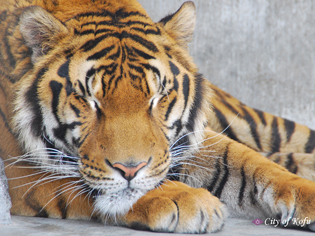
{"left": 112, "top": 161, "right": 148, "bottom": 181}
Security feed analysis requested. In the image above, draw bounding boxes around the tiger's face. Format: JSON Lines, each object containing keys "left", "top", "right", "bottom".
{"left": 13, "top": 1, "right": 211, "bottom": 216}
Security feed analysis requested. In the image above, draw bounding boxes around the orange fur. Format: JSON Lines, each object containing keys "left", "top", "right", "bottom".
{"left": 1, "top": 0, "right": 315, "bottom": 233}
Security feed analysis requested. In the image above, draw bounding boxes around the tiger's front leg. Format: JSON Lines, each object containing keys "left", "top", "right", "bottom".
{"left": 119, "top": 181, "right": 228, "bottom": 233}
{"left": 182, "top": 128, "right": 315, "bottom": 230}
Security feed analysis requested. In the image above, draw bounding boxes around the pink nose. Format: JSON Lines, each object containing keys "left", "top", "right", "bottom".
{"left": 112, "top": 162, "right": 148, "bottom": 181}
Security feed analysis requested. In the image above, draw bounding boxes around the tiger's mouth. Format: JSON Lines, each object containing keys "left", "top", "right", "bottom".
{"left": 83, "top": 170, "right": 166, "bottom": 217}
{"left": 81, "top": 161, "right": 168, "bottom": 217}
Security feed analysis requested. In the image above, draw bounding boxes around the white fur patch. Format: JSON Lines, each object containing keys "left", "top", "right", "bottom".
{"left": 94, "top": 188, "right": 147, "bottom": 217}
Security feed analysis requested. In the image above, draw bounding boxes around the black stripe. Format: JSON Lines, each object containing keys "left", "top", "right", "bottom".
{"left": 241, "top": 107, "right": 262, "bottom": 150}
{"left": 159, "top": 127, "right": 170, "bottom": 143}
{"left": 113, "top": 9, "right": 148, "bottom": 19}
{"left": 85, "top": 68, "right": 96, "bottom": 97}
{"left": 124, "top": 44, "right": 135, "bottom": 57}
{"left": 54, "top": 124, "right": 69, "bottom": 144}
{"left": 185, "top": 74, "right": 204, "bottom": 133}
{"left": 3, "top": 27, "right": 16, "bottom": 68}
{"left": 96, "top": 20, "right": 152, "bottom": 29}
{"left": 87, "top": 45, "right": 115, "bottom": 61}
{"left": 165, "top": 97, "right": 177, "bottom": 121}
{"left": 123, "top": 19, "right": 151, "bottom": 27}
{"left": 57, "top": 60, "right": 70, "bottom": 78}
{"left": 25, "top": 190, "right": 49, "bottom": 218}
{"left": 207, "top": 159, "right": 221, "bottom": 193}
{"left": 0, "top": 107, "right": 12, "bottom": 133}
{"left": 169, "top": 61, "right": 180, "bottom": 76}
{"left": 68, "top": 121, "right": 83, "bottom": 130}
{"left": 50, "top": 81, "right": 73, "bottom": 143}
{"left": 173, "top": 77, "right": 179, "bottom": 92}
{"left": 121, "top": 46, "right": 126, "bottom": 63}
{"left": 253, "top": 109, "right": 266, "bottom": 126}
{"left": 285, "top": 153, "right": 298, "bottom": 174}
{"left": 213, "top": 106, "right": 241, "bottom": 143}
{"left": 80, "top": 34, "right": 111, "bottom": 52}
{"left": 73, "top": 10, "right": 147, "bottom": 21}
{"left": 141, "top": 64, "right": 160, "bottom": 79}
{"left": 74, "top": 28, "right": 95, "bottom": 35}
{"left": 101, "top": 73, "right": 107, "bottom": 97}
{"left": 215, "top": 91, "right": 240, "bottom": 115}
{"left": 0, "top": 10, "right": 7, "bottom": 22}
{"left": 213, "top": 146, "right": 229, "bottom": 199}
{"left": 94, "top": 102, "right": 103, "bottom": 119}
{"left": 129, "top": 72, "right": 140, "bottom": 82}
{"left": 284, "top": 119, "right": 295, "bottom": 142}
{"left": 26, "top": 68, "right": 47, "bottom": 137}
{"left": 182, "top": 74, "right": 190, "bottom": 109}
{"left": 70, "top": 103, "right": 80, "bottom": 117}
{"left": 107, "top": 46, "right": 121, "bottom": 61}
{"left": 97, "top": 63, "right": 118, "bottom": 76}
{"left": 50, "top": 81, "right": 63, "bottom": 122}
{"left": 162, "top": 76, "right": 167, "bottom": 89}
{"left": 78, "top": 132, "right": 91, "bottom": 147}
{"left": 270, "top": 117, "right": 281, "bottom": 153}
{"left": 81, "top": 21, "right": 96, "bottom": 27}
{"left": 125, "top": 31, "right": 158, "bottom": 52}
{"left": 128, "top": 63, "right": 145, "bottom": 77}
{"left": 57, "top": 196, "right": 68, "bottom": 219}
{"left": 173, "top": 119, "right": 183, "bottom": 138}
{"left": 144, "top": 78, "right": 150, "bottom": 96}
{"left": 305, "top": 130, "right": 315, "bottom": 153}
{"left": 131, "top": 26, "right": 161, "bottom": 35}
{"left": 95, "top": 28, "right": 114, "bottom": 36}
{"left": 250, "top": 180, "right": 258, "bottom": 206}
{"left": 74, "top": 28, "right": 113, "bottom": 36}
{"left": 164, "top": 46, "right": 171, "bottom": 52}
{"left": 132, "top": 47, "right": 155, "bottom": 60}
{"left": 170, "top": 200, "right": 179, "bottom": 230}
{"left": 78, "top": 80, "right": 86, "bottom": 97}
{"left": 57, "top": 60, "right": 72, "bottom": 96}
{"left": 107, "top": 74, "right": 116, "bottom": 91}
{"left": 238, "top": 166, "right": 246, "bottom": 206}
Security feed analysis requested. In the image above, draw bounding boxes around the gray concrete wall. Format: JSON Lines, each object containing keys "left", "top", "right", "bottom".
{"left": 138, "top": 0, "right": 315, "bottom": 129}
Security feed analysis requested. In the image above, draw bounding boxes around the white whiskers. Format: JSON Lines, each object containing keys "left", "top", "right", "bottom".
{"left": 168, "top": 115, "right": 239, "bottom": 183}
{"left": 4, "top": 147, "right": 90, "bottom": 213}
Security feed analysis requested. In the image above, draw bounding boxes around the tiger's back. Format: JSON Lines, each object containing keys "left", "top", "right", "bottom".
{"left": 209, "top": 84, "right": 315, "bottom": 180}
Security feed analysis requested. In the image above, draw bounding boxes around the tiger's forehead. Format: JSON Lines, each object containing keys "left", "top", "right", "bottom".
{"left": 68, "top": 7, "right": 159, "bottom": 39}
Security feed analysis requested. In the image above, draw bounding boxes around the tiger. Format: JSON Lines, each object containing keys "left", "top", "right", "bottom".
{"left": 1, "top": 0, "right": 315, "bottom": 233}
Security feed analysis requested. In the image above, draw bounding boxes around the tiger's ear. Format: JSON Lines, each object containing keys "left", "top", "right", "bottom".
{"left": 159, "top": 1, "right": 196, "bottom": 47}
{"left": 19, "top": 6, "right": 68, "bottom": 63}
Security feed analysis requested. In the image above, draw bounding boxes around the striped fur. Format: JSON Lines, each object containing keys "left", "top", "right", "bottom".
{"left": 1, "top": 0, "right": 315, "bottom": 233}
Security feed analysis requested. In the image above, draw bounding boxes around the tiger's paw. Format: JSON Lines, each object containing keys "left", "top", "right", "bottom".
{"left": 121, "top": 181, "right": 228, "bottom": 233}
{"left": 271, "top": 176, "right": 315, "bottom": 231}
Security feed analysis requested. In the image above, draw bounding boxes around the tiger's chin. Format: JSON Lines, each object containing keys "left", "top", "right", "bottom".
{"left": 94, "top": 188, "right": 148, "bottom": 217}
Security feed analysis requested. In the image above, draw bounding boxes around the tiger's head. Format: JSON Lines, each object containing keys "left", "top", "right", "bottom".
{"left": 13, "top": 0, "right": 212, "bottom": 216}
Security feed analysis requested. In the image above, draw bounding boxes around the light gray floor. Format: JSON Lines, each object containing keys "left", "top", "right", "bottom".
{"left": 1, "top": 216, "right": 314, "bottom": 236}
